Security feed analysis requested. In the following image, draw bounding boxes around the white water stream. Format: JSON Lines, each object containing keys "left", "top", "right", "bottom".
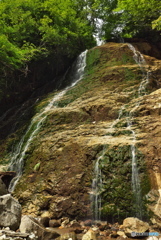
{"left": 8, "top": 50, "right": 88, "bottom": 192}
{"left": 127, "top": 44, "right": 150, "bottom": 218}
{"left": 91, "top": 105, "right": 125, "bottom": 221}
{"left": 93, "top": 18, "right": 105, "bottom": 46}
{"left": 91, "top": 43, "right": 150, "bottom": 220}
{"left": 91, "top": 156, "right": 103, "bottom": 220}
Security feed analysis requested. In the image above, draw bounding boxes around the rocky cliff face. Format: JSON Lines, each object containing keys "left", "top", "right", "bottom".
{"left": 0, "top": 42, "right": 161, "bottom": 223}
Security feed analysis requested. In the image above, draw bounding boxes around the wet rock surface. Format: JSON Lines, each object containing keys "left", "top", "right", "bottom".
{"left": 0, "top": 42, "right": 161, "bottom": 222}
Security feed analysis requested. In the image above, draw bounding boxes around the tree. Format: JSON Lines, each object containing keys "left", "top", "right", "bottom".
{"left": 0, "top": 0, "right": 95, "bottom": 104}
{"left": 116, "top": 0, "right": 161, "bottom": 39}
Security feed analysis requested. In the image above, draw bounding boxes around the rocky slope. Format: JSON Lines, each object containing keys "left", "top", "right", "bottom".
{"left": 0, "top": 42, "right": 161, "bottom": 223}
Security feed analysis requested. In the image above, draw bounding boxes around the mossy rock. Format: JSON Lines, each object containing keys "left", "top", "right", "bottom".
{"left": 92, "top": 145, "right": 150, "bottom": 222}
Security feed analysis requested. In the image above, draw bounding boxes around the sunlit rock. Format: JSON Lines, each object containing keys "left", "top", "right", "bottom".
{"left": 122, "top": 217, "right": 150, "bottom": 235}
{"left": 0, "top": 194, "right": 21, "bottom": 231}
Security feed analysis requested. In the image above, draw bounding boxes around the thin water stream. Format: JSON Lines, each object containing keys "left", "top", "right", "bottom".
{"left": 91, "top": 43, "right": 150, "bottom": 220}
{"left": 127, "top": 44, "right": 150, "bottom": 218}
{"left": 8, "top": 50, "right": 88, "bottom": 192}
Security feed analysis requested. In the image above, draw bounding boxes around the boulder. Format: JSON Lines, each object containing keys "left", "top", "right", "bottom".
{"left": 122, "top": 217, "right": 150, "bottom": 235}
{"left": 0, "top": 179, "right": 8, "bottom": 196}
{"left": 49, "top": 219, "right": 61, "bottom": 228}
{"left": 0, "top": 194, "right": 21, "bottom": 231}
{"left": 70, "top": 220, "right": 81, "bottom": 228}
{"left": 39, "top": 217, "right": 50, "bottom": 227}
{"left": 117, "top": 231, "right": 127, "bottom": 238}
{"left": 83, "top": 220, "right": 94, "bottom": 227}
{"left": 20, "top": 215, "right": 60, "bottom": 240}
{"left": 59, "top": 232, "right": 77, "bottom": 240}
{"left": 61, "top": 217, "right": 70, "bottom": 227}
{"left": 82, "top": 229, "right": 97, "bottom": 240}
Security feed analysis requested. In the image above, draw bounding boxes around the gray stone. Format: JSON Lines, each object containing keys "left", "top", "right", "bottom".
{"left": 20, "top": 215, "right": 60, "bottom": 240}
{"left": 82, "top": 229, "right": 97, "bottom": 240}
{"left": 122, "top": 217, "right": 150, "bottom": 235}
{"left": 0, "top": 194, "right": 21, "bottom": 231}
{"left": 0, "top": 230, "right": 29, "bottom": 238}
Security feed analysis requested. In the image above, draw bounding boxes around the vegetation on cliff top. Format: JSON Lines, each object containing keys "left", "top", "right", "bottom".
{"left": 0, "top": 0, "right": 95, "bottom": 111}
{"left": 0, "top": 0, "right": 161, "bottom": 114}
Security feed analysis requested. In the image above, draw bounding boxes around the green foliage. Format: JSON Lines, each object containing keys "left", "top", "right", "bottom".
{"left": 0, "top": 0, "right": 95, "bottom": 62}
{"left": 152, "top": 16, "right": 161, "bottom": 30}
{"left": 33, "top": 162, "right": 41, "bottom": 172}
{"left": 89, "top": 0, "right": 161, "bottom": 40}
{"left": 0, "top": 0, "right": 95, "bottom": 105}
{"left": 116, "top": 0, "right": 161, "bottom": 38}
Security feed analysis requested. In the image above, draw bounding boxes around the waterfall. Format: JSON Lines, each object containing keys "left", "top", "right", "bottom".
{"left": 127, "top": 44, "right": 150, "bottom": 219}
{"left": 91, "top": 44, "right": 150, "bottom": 220}
{"left": 8, "top": 50, "right": 88, "bottom": 192}
{"left": 93, "top": 18, "right": 105, "bottom": 46}
{"left": 127, "top": 44, "right": 150, "bottom": 97}
{"left": 91, "top": 106, "right": 125, "bottom": 221}
{"left": 90, "top": 16, "right": 106, "bottom": 221}
{"left": 91, "top": 156, "right": 103, "bottom": 220}
{"left": 127, "top": 120, "right": 142, "bottom": 219}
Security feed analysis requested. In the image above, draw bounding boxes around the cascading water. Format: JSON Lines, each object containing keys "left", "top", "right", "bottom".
{"left": 8, "top": 50, "right": 88, "bottom": 192}
{"left": 93, "top": 18, "right": 105, "bottom": 46}
{"left": 126, "top": 44, "right": 150, "bottom": 218}
{"left": 91, "top": 156, "right": 103, "bottom": 221}
{"left": 127, "top": 44, "right": 150, "bottom": 97}
{"left": 91, "top": 43, "right": 150, "bottom": 220}
{"left": 91, "top": 106, "right": 125, "bottom": 221}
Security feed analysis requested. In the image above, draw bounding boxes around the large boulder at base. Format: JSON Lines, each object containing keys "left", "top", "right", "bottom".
{"left": 20, "top": 215, "right": 60, "bottom": 240}
{"left": 122, "top": 217, "right": 150, "bottom": 235}
{"left": 0, "top": 179, "right": 8, "bottom": 196}
{"left": 0, "top": 194, "right": 21, "bottom": 231}
{"left": 82, "top": 229, "right": 97, "bottom": 240}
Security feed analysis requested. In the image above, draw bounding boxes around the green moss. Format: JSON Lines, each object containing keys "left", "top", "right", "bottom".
{"left": 107, "top": 129, "right": 132, "bottom": 136}
{"left": 93, "top": 145, "right": 150, "bottom": 222}
{"left": 86, "top": 48, "right": 102, "bottom": 73}
{"left": 53, "top": 45, "right": 143, "bottom": 109}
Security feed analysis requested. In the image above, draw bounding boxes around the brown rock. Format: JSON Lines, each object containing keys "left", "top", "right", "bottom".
{"left": 2, "top": 42, "right": 161, "bottom": 223}
{"left": 49, "top": 219, "right": 61, "bottom": 228}
{"left": 59, "top": 232, "right": 77, "bottom": 240}
{"left": 83, "top": 220, "right": 94, "bottom": 227}
{"left": 0, "top": 178, "right": 8, "bottom": 196}
{"left": 110, "top": 231, "right": 118, "bottom": 238}
{"left": 73, "top": 228, "right": 83, "bottom": 234}
{"left": 122, "top": 217, "right": 150, "bottom": 235}
{"left": 98, "top": 224, "right": 109, "bottom": 231}
{"left": 40, "top": 217, "right": 50, "bottom": 227}
{"left": 0, "top": 171, "right": 16, "bottom": 189}
{"left": 82, "top": 229, "right": 97, "bottom": 240}
{"left": 70, "top": 220, "right": 81, "bottom": 228}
